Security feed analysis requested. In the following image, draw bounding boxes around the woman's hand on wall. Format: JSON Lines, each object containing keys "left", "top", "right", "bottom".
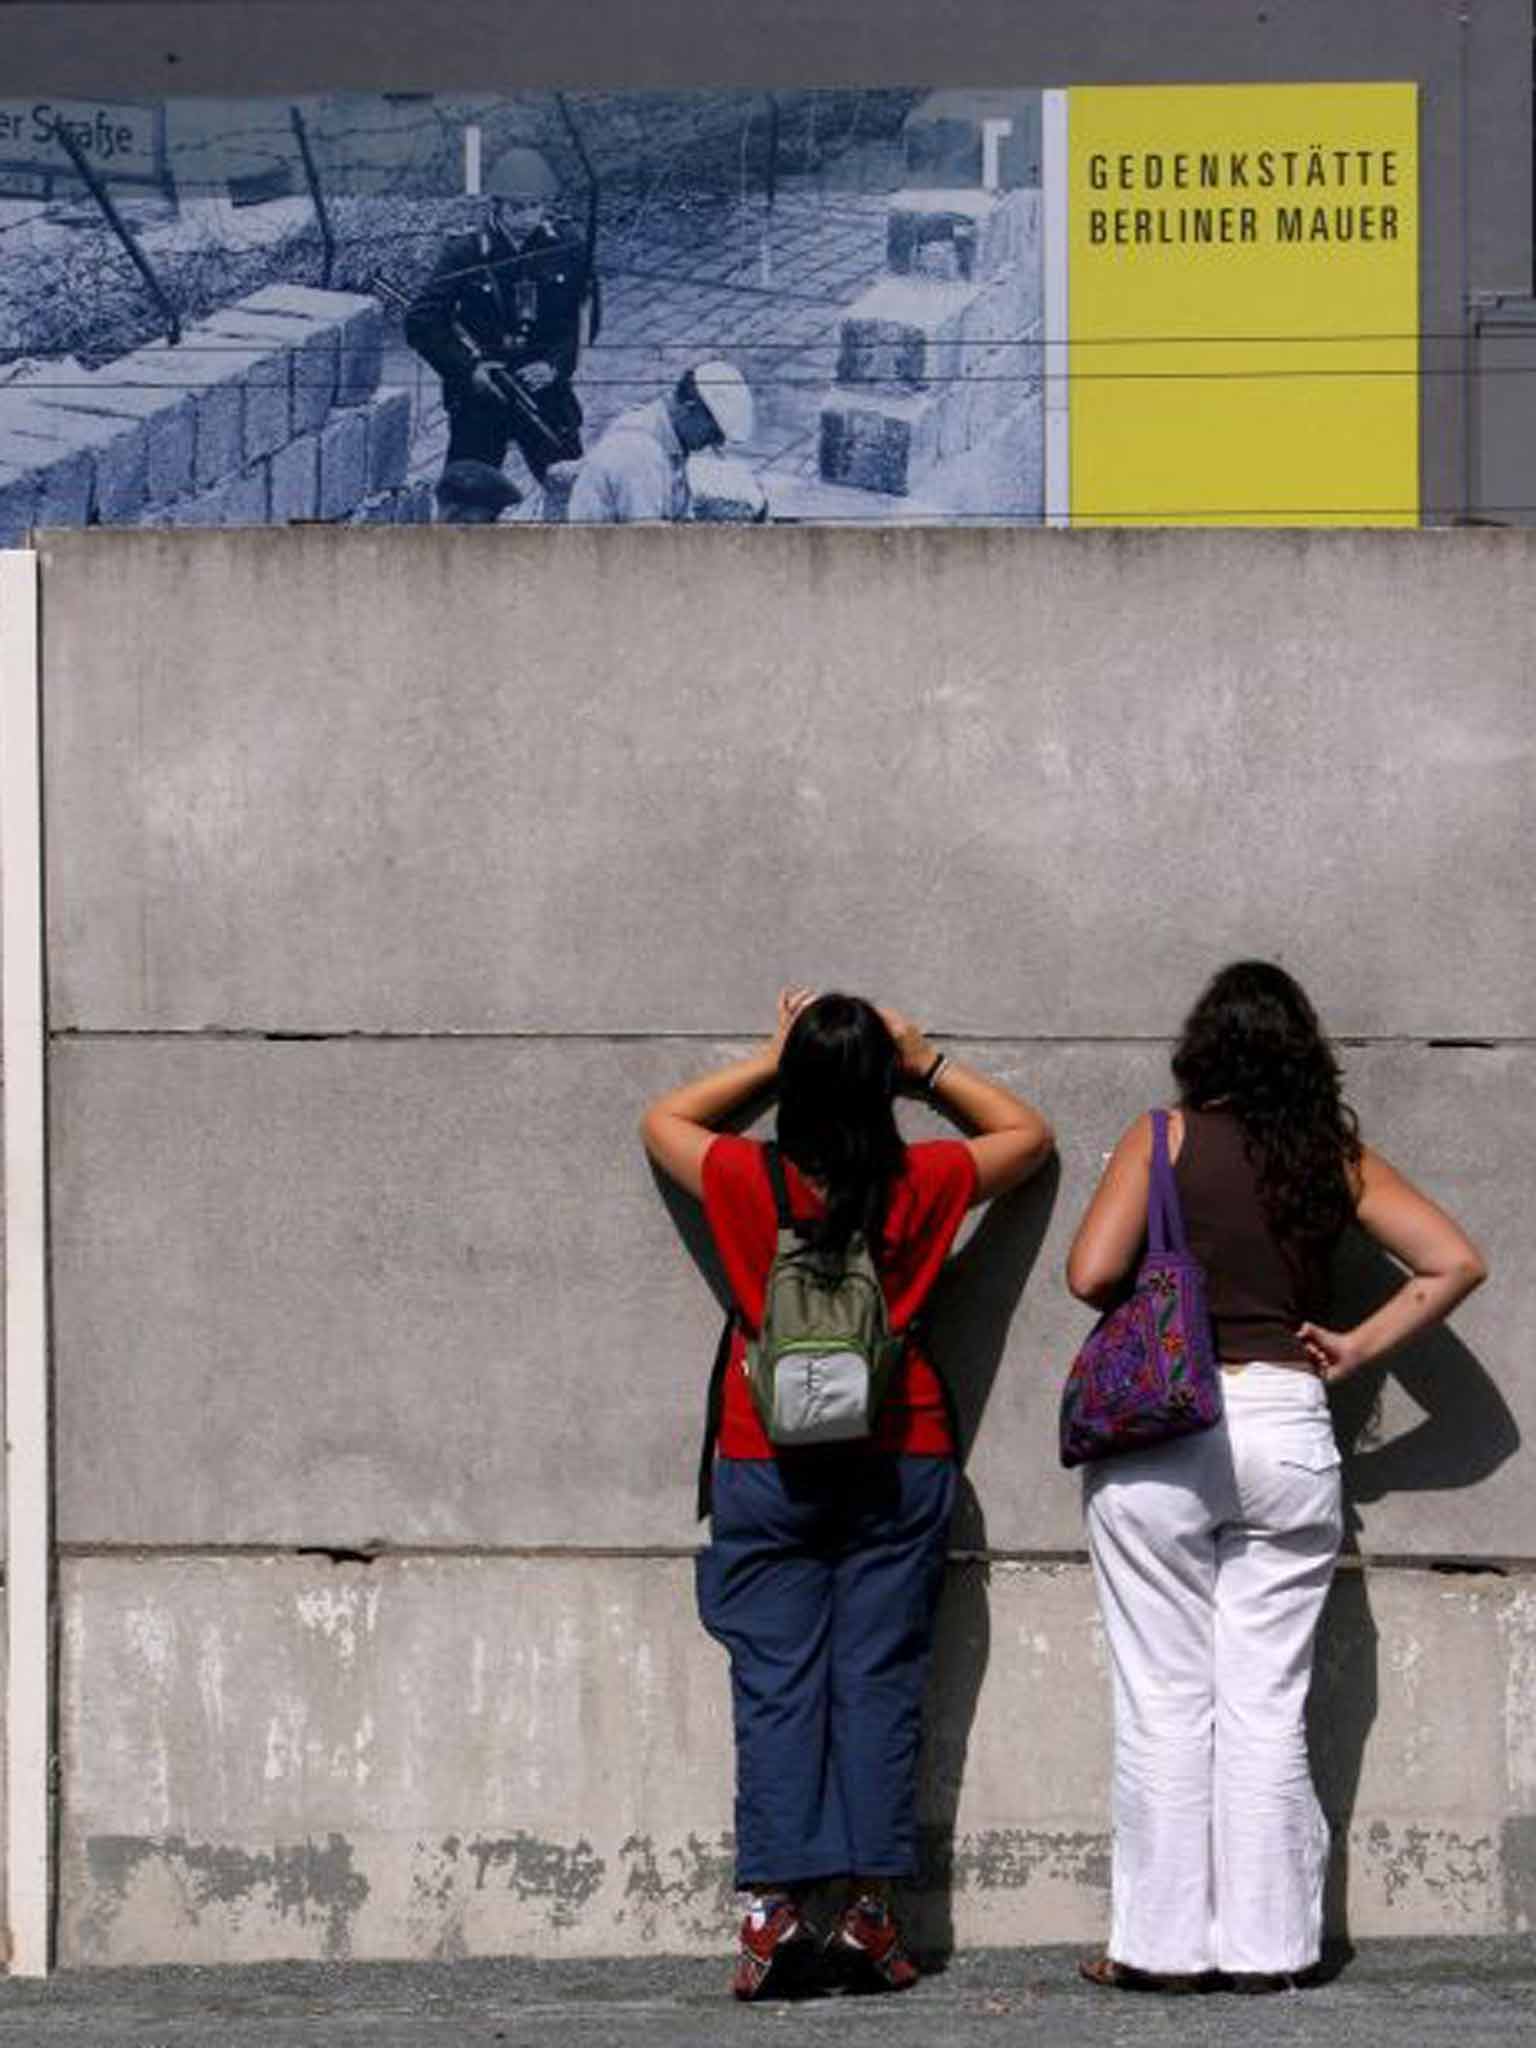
{"left": 768, "top": 985, "right": 815, "bottom": 1063}
{"left": 880, "top": 1004, "right": 1054, "bottom": 1205}
{"left": 877, "top": 1003, "right": 938, "bottom": 1085}
{"left": 639, "top": 993, "right": 812, "bottom": 1199}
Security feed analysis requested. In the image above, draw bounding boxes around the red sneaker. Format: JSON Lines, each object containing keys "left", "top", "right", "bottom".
{"left": 827, "top": 1896, "right": 920, "bottom": 1993}
{"left": 732, "top": 1899, "right": 816, "bottom": 2001}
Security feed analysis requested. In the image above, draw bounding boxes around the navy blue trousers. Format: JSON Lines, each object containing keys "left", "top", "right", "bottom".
{"left": 696, "top": 1453, "right": 956, "bottom": 1888}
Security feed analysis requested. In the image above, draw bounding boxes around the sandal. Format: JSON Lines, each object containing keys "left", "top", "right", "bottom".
{"left": 1078, "top": 1955, "right": 1211, "bottom": 1995}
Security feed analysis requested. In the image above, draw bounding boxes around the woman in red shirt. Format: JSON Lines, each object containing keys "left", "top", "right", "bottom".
{"left": 642, "top": 989, "right": 1052, "bottom": 2000}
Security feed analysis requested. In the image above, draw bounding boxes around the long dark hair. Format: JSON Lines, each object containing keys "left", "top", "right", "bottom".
{"left": 776, "top": 993, "right": 906, "bottom": 1252}
{"left": 1171, "top": 960, "right": 1361, "bottom": 1245}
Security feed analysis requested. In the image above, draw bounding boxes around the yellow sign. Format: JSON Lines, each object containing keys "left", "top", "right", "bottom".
{"left": 1067, "top": 83, "right": 1419, "bottom": 526}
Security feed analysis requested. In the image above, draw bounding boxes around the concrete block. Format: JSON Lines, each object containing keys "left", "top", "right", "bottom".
{"left": 0, "top": 426, "right": 92, "bottom": 526}
{"left": 55, "top": 1554, "right": 1536, "bottom": 1962}
{"left": 958, "top": 269, "right": 1035, "bottom": 353}
{"left": 231, "top": 288, "right": 384, "bottom": 410}
{"left": 834, "top": 317, "right": 927, "bottom": 392}
{"left": 0, "top": 396, "right": 149, "bottom": 526}
{"left": 833, "top": 274, "right": 1034, "bottom": 436}
{"left": 337, "top": 306, "right": 385, "bottom": 408}
{"left": 318, "top": 408, "right": 368, "bottom": 521}
{"left": 884, "top": 188, "right": 1015, "bottom": 286}
{"left": 836, "top": 274, "right": 973, "bottom": 389}
{"left": 122, "top": 339, "right": 245, "bottom": 488}
{"left": 51, "top": 1037, "right": 750, "bottom": 1548}
{"left": 685, "top": 452, "right": 766, "bottom": 523}
{"left": 902, "top": 90, "right": 1045, "bottom": 193}
{"left": 124, "top": 327, "right": 288, "bottom": 476}
{"left": 916, "top": 383, "right": 1044, "bottom": 520}
{"left": 58, "top": 1554, "right": 738, "bottom": 1964}
{"left": 36, "top": 527, "right": 1536, "bottom": 1040}
{"left": 47, "top": 1036, "right": 1524, "bottom": 1558}
{"left": 234, "top": 353, "right": 291, "bottom": 465}
{"left": 819, "top": 386, "right": 943, "bottom": 494}
{"left": 887, "top": 192, "right": 992, "bottom": 286}
{"left": 234, "top": 285, "right": 377, "bottom": 322}
{"left": 205, "top": 304, "right": 339, "bottom": 437}
{"left": 169, "top": 464, "right": 269, "bottom": 529}
{"left": 824, "top": 276, "right": 1038, "bottom": 482}
{"left": 16, "top": 367, "right": 196, "bottom": 508}
{"left": 363, "top": 387, "right": 411, "bottom": 495}
{"left": 267, "top": 432, "right": 320, "bottom": 524}
{"left": 887, "top": 187, "right": 1039, "bottom": 287}
{"left": 0, "top": 461, "right": 37, "bottom": 543}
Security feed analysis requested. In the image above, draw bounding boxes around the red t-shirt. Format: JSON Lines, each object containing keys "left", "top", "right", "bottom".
{"left": 701, "top": 1135, "right": 977, "bottom": 1459}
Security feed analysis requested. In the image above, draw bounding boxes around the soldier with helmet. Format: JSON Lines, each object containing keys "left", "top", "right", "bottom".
{"left": 406, "top": 144, "right": 599, "bottom": 522}
{"left": 567, "top": 359, "right": 757, "bottom": 523}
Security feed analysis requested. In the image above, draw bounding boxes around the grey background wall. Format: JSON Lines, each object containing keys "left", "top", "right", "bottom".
{"left": 4, "top": 0, "right": 1533, "bottom": 1973}
{"left": 4, "top": 0, "right": 1535, "bottom": 520}
{"left": 35, "top": 525, "right": 1531, "bottom": 1960}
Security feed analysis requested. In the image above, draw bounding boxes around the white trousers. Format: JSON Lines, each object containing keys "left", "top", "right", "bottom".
{"left": 1084, "top": 1364, "right": 1342, "bottom": 1975}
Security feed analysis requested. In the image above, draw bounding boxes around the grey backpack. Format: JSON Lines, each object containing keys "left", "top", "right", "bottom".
{"left": 744, "top": 1146, "right": 903, "bottom": 1447}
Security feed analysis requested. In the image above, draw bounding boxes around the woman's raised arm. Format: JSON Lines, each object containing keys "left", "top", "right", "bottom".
{"left": 639, "top": 987, "right": 812, "bottom": 1198}
{"left": 879, "top": 1008, "right": 1054, "bottom": 1204}
{"left": 1065, "top": 1113, "right": 1157, "bottom": 1308}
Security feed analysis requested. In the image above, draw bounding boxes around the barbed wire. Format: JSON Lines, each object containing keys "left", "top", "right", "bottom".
{"left": 1, "top": 324, "right": 1506, "bottom": 355}
{"left": 4, "top": 367, "right": 1523, "bottom": 390}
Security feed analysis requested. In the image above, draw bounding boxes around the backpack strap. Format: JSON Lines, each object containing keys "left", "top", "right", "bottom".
{"left": 901, "top": 1310, "right": 964, "bottom": 1459}
{"left": 763, "top": 1141, "right": 798, "bottom": 1235}
{"left": 700, "top": 1142, "right": 790, "bottom": 1520}
{"left": 696, "top": 1306, "right": 737, "bottom": 1522}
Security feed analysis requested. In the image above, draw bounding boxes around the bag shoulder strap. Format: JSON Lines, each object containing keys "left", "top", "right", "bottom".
{"left": 902, "top": 1308, "right": 960, "bottom": 1448}
{"left": 762, "top": 1142, "right": 798, "bottom": 1235}
{"left": 1147, "top": 1108, "right": 1190, "bottom": 1255}
{"left": 697, "top": 1307, "right": 737, "bottom": 1522}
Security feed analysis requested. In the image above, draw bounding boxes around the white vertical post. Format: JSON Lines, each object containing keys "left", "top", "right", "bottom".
{"left": 980, "top": 116, "right": 1013, "bottom": 193}
{"left": 1042, "top": 90, "right": 1071, "bottom": 528}
{"left": 463, "top": 123, "right": 483, "bottom": 197}
{"left": 0, "top": 549, "right": 51, "bottom": 1978}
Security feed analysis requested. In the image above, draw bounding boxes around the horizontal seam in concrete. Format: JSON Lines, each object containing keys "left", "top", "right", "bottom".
{"left": 44, "top": 1029, "right": 1536, "bottom": 1048}
{"left": 50, "top": 1544, "right": 1536, "bottom": 1575}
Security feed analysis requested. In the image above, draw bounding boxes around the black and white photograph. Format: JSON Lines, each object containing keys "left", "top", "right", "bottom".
{"left": 0, "top": 88, "right": 1045, "bottom": 535}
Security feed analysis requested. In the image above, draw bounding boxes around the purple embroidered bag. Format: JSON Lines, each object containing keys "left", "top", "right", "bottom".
{"left": 1059, "top": 1109, "right": 1222, "bottom": 1469}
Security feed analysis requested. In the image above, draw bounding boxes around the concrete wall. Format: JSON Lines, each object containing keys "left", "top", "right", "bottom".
{"left": 4, "top": 0, "right": 1531, "bottom": 521}
{"left": 34, "top": 523, "right": 1532, "bottom": 1959}
{"left": 56, "top": 1557, "right": 1536, "bottom": 1962}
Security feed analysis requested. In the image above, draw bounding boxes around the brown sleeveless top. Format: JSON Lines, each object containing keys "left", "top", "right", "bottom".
{"left": 1173, "top": 1107, "right": 1334, "bottom": 1365}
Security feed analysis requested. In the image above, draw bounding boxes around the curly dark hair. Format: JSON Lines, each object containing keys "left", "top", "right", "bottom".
{"left": 776, "top": 993, "right": 906, "bottom": 1253}
{"left": 1171, "top": 960, "right": 1361, "bottom": 1245}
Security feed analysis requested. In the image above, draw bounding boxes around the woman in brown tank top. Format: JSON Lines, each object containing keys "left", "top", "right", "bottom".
{"left": 1066, "top": 961, "right": 1486, "bottom": 1994}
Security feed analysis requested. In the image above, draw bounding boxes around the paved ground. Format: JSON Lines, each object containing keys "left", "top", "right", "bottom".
{"left": 0, "top": 1941, "right": 1530, "bottom": 2045}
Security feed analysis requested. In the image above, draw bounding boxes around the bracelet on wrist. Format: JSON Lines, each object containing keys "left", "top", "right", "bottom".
{"left": 919, "top": 1051, "right": 949, "bottom": 1096}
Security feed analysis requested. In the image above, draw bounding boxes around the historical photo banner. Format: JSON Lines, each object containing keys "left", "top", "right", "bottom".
{"left": 0, "top": 83, "right": 1416, "bottom": 535}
